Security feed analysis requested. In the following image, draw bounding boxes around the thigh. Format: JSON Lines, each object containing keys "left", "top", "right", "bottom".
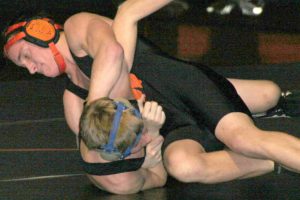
{"left": 178, "top": 68, "right": 252, "bottom": 133}
{"left": 162, "top": 126, "right": 223, "bottom": 182}
{"left": 228, "top": 78, "right": 281, "bottom": 113}
{"left": 162, "top": 126, "right": 224, "bottom": 157}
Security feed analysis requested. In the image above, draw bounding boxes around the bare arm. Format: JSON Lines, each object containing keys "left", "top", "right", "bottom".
{"left": 82, "top": 97, "right": 167, "bottom": 194}
{"left": 112, "top": 0, "right": 173, "bottom": 70}
{"left": 64, "top": 12, "right": 125, "bottom": 103}
{"left": 100, "top": 143, "right": 166, "bottom": 194}
{"left": 90, "top": 165, "right": 166, "bottom": 194}
{"left": 63, "top": 90, "right": 84, "bottom": 135}
{"left": 81, "top": 137, "right": 167, "bottom": 194}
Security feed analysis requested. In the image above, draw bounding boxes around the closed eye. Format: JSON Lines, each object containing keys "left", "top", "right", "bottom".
{"left": 18, "top": 48, "right": 31, "bottom": 66}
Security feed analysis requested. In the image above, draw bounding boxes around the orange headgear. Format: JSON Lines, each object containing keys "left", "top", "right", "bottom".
{"left": 4, "top": 17, "right": 66, "bottom": 73}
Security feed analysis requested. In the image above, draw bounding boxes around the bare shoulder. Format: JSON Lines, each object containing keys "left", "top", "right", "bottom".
{"left": 63, "top": 12, "right": 113, "bottom": 54}
{"left": 64, "top": 12, "right": 112, "bottom": 34}
{"left": 67, "top": 12, "right": 111, "bottom": 21}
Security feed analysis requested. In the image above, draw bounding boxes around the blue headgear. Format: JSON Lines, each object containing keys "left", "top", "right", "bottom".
{"left": 98, "top": 101, "right": 143, "bottom": 161}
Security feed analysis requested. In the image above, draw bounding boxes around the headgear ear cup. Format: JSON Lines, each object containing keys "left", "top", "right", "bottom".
{"left": 25, "top": 19, "right": 57, "bottom": 45}
{"left": 4, "top": 18, "right": 66, "bottom": 73}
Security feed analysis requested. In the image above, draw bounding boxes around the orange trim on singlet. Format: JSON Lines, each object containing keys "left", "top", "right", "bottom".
{"left": 129, "top": 73, "right": 143, "bottom": 100}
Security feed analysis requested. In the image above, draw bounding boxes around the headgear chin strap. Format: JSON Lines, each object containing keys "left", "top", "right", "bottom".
{"left": 99, "top": 101, "right": 143, "bottom": 161}
{"left": 4, "top": 17, "right": 66, "bottom": 73}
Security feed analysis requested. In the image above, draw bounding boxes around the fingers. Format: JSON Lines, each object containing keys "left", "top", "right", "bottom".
{"left": 143, "top": 101, "right": 157, "bottom": 117}
{"left": 137, "top": 94, "right": 146, "bottom": 113}
{"left": 142, "top": 101, "right": 164, "bottom": 122}
{"left": 161, "top": 110, "right": 166, "bottom": 124}
{"left": 157, "top": 105, "right": 166, "bottom": 124}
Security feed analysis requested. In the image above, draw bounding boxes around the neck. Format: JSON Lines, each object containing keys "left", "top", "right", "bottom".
{"left": 55, "top": 32, "right": 76, "bottom": 75}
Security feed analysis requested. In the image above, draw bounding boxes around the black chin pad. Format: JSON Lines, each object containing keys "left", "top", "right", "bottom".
{"left": 99, "top": 150, "right": 122, "bottom": 161}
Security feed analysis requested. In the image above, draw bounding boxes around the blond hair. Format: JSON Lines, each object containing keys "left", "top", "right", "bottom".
{"left": 79, "top": 97, "right": 143, "bottom": 153}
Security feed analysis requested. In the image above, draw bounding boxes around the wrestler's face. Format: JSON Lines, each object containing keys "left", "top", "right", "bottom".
{"left": 5, "top": 40, "right": 61, "bottom": 77}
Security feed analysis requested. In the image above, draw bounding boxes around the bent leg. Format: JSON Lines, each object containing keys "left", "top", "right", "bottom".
{"left": 215, "top": 112, "right": 300, "bottom": 172}
{"left": 163, "top": 139, "right": 274, "bottom": 183}
{"left": 228, "top": 78, "right": 281, "bottom": 113}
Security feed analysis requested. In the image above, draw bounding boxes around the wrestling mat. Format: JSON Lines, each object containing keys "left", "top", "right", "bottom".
{"left": 0, "top": 63, "right": 299, "bottom": 200}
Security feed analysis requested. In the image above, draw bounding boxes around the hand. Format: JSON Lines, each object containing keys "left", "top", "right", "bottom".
{"left": 142, "top": 135, "right": 164, "bottom": 169}
{"left": 137, "top": 95, "right": 166, "bottom": 137}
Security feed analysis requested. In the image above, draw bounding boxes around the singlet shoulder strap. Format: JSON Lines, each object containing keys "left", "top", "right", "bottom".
{"left": 65, "top": 79, "right": 88, "bottom": 100}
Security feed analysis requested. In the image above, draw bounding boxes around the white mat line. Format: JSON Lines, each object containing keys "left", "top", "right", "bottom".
{"left": 0, "top": 117, "right": 65, "bottom": 126}
{"left": 0, "top": 174, "right": 85, "bottom": 182}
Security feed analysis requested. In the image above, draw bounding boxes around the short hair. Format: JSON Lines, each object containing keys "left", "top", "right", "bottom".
{"left": 79, "top": 97, "right": 143, "bottom": 153}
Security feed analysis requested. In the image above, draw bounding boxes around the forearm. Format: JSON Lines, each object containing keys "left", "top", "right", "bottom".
{"left": 112, "top": 0, "right": 173, "bottom": 69}
{"left": 87, "top": 40, "right": 124, "bottom": 102}
{"left": 71, "top": 13, "right": 125, "bottom": 103}
{"left": 120, "top": 0, "right": 173, "bottom": 21}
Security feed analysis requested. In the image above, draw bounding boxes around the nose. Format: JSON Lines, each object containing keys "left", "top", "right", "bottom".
{"left": 25, "top": 61, "right": 37, "bottom": 74}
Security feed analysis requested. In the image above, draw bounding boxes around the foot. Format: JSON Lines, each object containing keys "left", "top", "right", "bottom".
{"left": 254, "top": 90, "right": 300, "bottom": 118}
{"left": 238, "top": 0, "right": 265, "bottom": 16}
{"left": 274, "top": 163, "right": 300, "bottom": 177}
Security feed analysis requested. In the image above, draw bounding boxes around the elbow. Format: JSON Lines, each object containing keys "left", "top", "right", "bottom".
{"left": 111, "top": 186, "right": 140, "bottom": 195}
{"left": 116, "top": 2, "right": 139, "bottom": 23}
{"left": 103, "top": 41, "right": 124, "bottom": 65}
{"left": 105, "top": 183, "right": 141, "bottom": 195}
{"left": 159, "top": 174, "right": 168, "bottom": 187}
{"left": 117, "top": 2, "right": 131, "bottom": 17}
{"left": 94, "top": 174, "right": 142, "bottom": 195}
{"left": 153, "top": 171, "right": 167, "bottom": 188}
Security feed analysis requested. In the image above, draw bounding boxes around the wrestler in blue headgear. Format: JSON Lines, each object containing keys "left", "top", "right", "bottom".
{"left": 98, "top": 101, "right": 143, "bottom": 161}
{"left": 79, "top": 98, "right": 146, "bottom": 175}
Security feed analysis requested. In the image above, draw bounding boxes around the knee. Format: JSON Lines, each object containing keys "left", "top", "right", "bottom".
{"left": 261, "top": 81, "right": 281, "bottom": 108}
{"left": 222, "top": 127, "right": 264, "bottom": 156}
{"left": 163, "top": 148, "right": 190, "bottom": 182}
{"left": 216, "top": 115, "right": 264, "bottom": 155}
{"left": 163, "top": 148, "right": 209, "bottom": 183}
{"left": 226, "top": 133, "right": 254, "bottom": 154}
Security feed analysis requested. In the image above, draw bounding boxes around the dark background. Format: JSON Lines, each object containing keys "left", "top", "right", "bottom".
{"left": 1, "top": 0, "right": 300, "bottom": 80}
{"left": 1, "top": 2, "right": 300, "bottom": 199}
